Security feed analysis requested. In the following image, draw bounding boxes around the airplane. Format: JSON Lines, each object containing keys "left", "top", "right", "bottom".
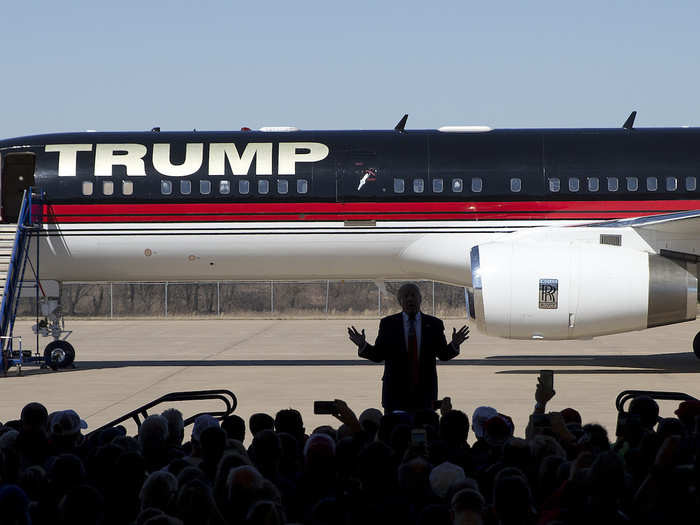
{"left": 2, "top": 113, "right": 700, "bottom": 370}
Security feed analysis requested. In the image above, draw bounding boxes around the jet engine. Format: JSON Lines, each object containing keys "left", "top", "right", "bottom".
{"left": 469, "top": 241, "right": 697, "bottom": 339}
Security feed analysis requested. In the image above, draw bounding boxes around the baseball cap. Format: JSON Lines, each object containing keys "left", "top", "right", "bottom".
{"left": 49, "top": 410, "right": 88, "bottom": 437}
{"left": 472, "top": 406, "right": 498, "bottom": 440}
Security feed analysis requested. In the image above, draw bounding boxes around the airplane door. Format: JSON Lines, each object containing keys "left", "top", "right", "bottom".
{"left": 1, "top": 153, "right": 35, "bottom": 222}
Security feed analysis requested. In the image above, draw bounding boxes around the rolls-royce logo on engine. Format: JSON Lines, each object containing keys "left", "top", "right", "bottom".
{"left": 539, "top": 279, "right": 558, "bottom": 309}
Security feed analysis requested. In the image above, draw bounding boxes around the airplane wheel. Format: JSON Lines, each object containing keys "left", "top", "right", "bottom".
{"left": 44, "top": 341, "right": 76, "bottom": 370}
{"left": 693, "top": 333, "right": 700, "bottom": 359}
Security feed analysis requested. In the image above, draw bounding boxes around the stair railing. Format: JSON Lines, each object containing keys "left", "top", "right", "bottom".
{"left": 1, "top": 189, "right": 37, "bottom": 368}
{"left": 86, "top": 389, "right": 238, "bottom": 437}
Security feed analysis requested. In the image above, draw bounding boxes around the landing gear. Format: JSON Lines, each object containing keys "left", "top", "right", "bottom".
{"left": 43, "top": 340, "right": 75, "bottom": 370}
{"left": 693, "top": 332, "right": 700, "bottom": 359}
{"left": 33, "top": 296, "right": 75, "bottom": 371}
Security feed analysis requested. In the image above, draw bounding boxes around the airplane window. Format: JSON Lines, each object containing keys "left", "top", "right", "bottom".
{"left": 278, "top": 180, "right": 288, "bottom": 194}
{"left": 471, "top": 177, "right": 483, "bottom": 193}
{"left": 394, "top": 178, "right": 405, "bottom": 193}
{"left": 568, "top": 178, "right": 580, "bottom": 192}
{"left": 200, "top": 180, "right": 211, "bottom": 195}
{"left": 686, "top": 176, "right": 697, "bottom": 191}
{"left": 297, "top": 179, "right": 308, "bottom": 194}
{"left": 82, "top": 181, "right": 93, "bottom": 196}
{"left": 122, "top": 180, "right": 134, "bottom": 196}
{"left": 432, "top": 179, "right": 444, "bottom": 193}
{"left": 239, "top": 179, "right": 250, "bottom": 195}
{"left": 180, "top": 180, "right": 191, "bottom": 195}
{"left": 161, "top": 180, "right": 172, "bottom": 195}
{"left": 587, "top": 177, "right": 599, "bottom": 192}
{"left": 646, "top": 177, "right": 658, "bottom": 191}
{"left": 626, "top": 177, "right": 638, "bottom": 191}
{"left": 258, "top": 179, "right": 269, "bottom": 194}
{"left": 451, "top": 178, "right": 463, "bottom": 192}
{"left": 103, "top": 181, "right": 114, "bottom": 196}
{"left": 413, "top": 179, "right": 425, "bottom": 193}
{"left": 510, "top": 178, "right": 522, "bottom": 192}
{"left": 666, "top": 177, "right": 678, "bottom": 191}
{"left": 219, "top": 180, "right": 230, "bottom": 194}
{"left": 548, "top": 178, "right": 560, "bottom": 192}
{"left": 607, "top": 177, "right": 619, "bottom": 192}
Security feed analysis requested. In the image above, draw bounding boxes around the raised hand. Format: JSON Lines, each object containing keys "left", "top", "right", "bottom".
{"left": 450, "top": 325, "right": 470, "bottom": 348}
{"left": 347, "top": 326, "right": 367, "bottom": 348}
{"left": 535, "top": 376, "right": 556, "bottom": 405}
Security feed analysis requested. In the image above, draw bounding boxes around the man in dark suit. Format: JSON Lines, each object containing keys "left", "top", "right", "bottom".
{"left": 348, "top": 283, "right": 469, "bottom": 414}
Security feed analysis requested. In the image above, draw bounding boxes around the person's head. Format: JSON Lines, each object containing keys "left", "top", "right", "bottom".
{"left": 358, "top": 441, "right": 394, "bottom": 490}
{"left": 274, "top": 409, "right": 305, "bottom": 442}
{"left": 176, "top": 479, "right": 216, "bottom": 525}
{"left": 429, "top": 461, "right": 467, "bottom": 500}
{"left": 20, "top": 402, "right": 48, "bottom": 434}
{"left": 59, "top": 484, "right": 104, "bottom": 525}
{"left": 214, "top": 453, "right": 251, "bottom": 509}
{"left": 48, "top": 410, "right": 87, "bottom": 451}
{"left": 493, "top": 475, "right": 534, "bottom": 525}
{"left": 588, "top": 450, "right": 625, "bottom": 505}
{"left": 579, "top": 423, "right": 611, "bottom": 456}
{"left": 0, "top": 484, "right": 31, "bottom": 525}
{"left": 303, "top": 433, "right": 336, "bottom": 474}
{"left": 629, "top": 395, "right": 660, "bottom": 431}
{"left": 191, "top": 414, "right": 219, "bottom": 444}
{"left": 161, "top": 409, "right": 184, "bottom": 447}
{"left": 199, "top": 426, "right": 226, "bottom": 468}
{"left": 226, "top": 465, "right": 265, "bottom": 523}
{"left": 358, "top": 408, "right": 382, "bottom": 439}
{"left": 221, "top": 415, "right": 245, "bottom": 442}
{"left": 176, "top": 466, "right": 207, "bottom": 488}
{"left": 246, "top": 500, "right": 285, "bottom": 525}
{"left": 18, "top": 465, "right": 49, "bottom": 502}
{"left": 451, "top": 488, "right": 485, "bottom": 525}
{"left": 49, "top": 453, "right": 86, "bottom": 495}
{"left": 538, "top": 455, "right": 566, "bottom": 502}
{"left": 440, "top": 410, "right": 470, "bottom": 447}
{"left": 249, "top": 413, "right": 275, "bottom": 438}
{"left": 471, "top": 407, "right": 498, "bottom": 441}
{"left": 140, "top": 471, "right": 178, "bottom": 512}
{"left": 397, "top": 283, "right": 422, "bottom": 316}
{"left": 139, "top": 415, "right": 170, "bottom": 452}
{"left": 674, "top": 400, "right": 700, "bottom": 432}
{"left": 249, "top": 429, "right": 281, "bottom": 470}
{"left": 398, "top": 456, "right": 431, "bottom": 493}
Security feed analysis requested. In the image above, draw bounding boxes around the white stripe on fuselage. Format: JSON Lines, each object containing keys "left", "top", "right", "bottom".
{"left": 31, "top": 220, "right": 590, "bottom": 284}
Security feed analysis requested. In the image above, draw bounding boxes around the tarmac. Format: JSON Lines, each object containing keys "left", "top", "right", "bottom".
{"left": 2, "top": 317, "right": 700, "bottom": 444}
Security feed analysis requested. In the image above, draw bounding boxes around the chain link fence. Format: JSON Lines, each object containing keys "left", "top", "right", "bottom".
{"left": 17, "top": 280, "right": 469, "bottom": 319}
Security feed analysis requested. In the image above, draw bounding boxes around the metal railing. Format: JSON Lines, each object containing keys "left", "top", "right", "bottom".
{"left": 87, "top": 389, "right": 238, "bottom": 437}
{"left": 1, "top": 190, "right": 37, "bottom": 362}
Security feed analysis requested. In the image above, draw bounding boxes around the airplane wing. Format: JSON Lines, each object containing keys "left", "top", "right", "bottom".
{"left": 589, "top": 209, "right": 700, "bottom": 258}
{"left": 590, "top": 209, "right": 700, "bottom": 233}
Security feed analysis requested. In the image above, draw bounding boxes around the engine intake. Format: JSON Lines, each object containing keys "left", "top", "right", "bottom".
{"left": 469, "top": 242, "right": 696, "bottom": 339}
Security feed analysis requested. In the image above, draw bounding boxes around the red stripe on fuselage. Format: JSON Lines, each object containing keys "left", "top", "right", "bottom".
{"left": 38, "top": 200, "right": 700, "bottom": 223}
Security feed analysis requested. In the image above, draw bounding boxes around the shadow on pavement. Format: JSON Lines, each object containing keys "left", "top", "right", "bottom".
{"left": 6, "top": 352, "right": 699, "bottom": 377}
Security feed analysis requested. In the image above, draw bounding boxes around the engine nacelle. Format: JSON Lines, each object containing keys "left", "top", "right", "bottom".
{"left": 469, "top": 241, "right": 697, "bottom": 339}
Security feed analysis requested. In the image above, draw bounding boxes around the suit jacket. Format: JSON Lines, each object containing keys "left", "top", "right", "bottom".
{"left": 359, "top": 312, "right": 459, "bottom": 412}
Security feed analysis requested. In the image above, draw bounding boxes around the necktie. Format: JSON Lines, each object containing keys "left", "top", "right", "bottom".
{"left": 408, "top": 317, "right": 419, "bottom": 388}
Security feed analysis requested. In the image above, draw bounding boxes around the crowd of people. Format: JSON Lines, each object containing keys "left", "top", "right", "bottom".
{"left": 0, "top": 380, "right": 699, "bottom": 525}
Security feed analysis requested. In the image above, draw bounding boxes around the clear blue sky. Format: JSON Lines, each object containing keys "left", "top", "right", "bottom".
{"left": 1, "top": 1, "right": 698, "bottom": 137}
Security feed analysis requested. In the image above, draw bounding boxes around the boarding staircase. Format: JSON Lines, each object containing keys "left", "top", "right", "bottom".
{"left": 0, "top": 224, "right": 15, "bottom": 300}
{"left": 0, "top": 190, "right": 40, "bottom": 373}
